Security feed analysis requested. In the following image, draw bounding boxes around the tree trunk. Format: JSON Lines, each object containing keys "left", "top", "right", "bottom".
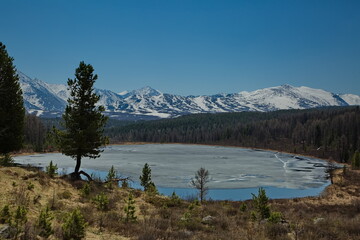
{"left": 75, "top": 154, "right": 81, "bottom": 173}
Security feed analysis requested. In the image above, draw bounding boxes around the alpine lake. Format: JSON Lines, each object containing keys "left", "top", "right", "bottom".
{"left": 14, "top": 144, "right": 333, "bottom": 201}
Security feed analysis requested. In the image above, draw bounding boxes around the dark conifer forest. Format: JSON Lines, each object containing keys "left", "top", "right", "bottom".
{"left": 105, "top": 106, "right": 360, "bottom": 163}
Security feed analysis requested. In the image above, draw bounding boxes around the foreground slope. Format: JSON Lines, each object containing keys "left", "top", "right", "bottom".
{"left": 0, "top": 164, "right": 359, "bottom": 240}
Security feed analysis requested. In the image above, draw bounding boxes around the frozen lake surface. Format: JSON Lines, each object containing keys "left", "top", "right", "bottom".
{"left": 14, "top": 144, "right": 331, "bottom": 200}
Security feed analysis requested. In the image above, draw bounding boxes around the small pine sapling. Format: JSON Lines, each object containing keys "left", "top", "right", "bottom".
{"left": 46, "top": 161, "right": 58, "bottom": 178}
{"left": 62, "top": 209, "right": 87, "bottom": 240}
{"left": 37, "top": 206, "right": 54, "bottom": 238}
{"left": 124, "top": 193, "right": 137, "bottom": 223}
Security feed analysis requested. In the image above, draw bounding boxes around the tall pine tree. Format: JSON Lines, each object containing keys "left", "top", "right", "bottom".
{"left": 0, "top": 42, "right": 25, "bottom": 154}
{"left": 56, "top": 61, "right": 108, "bottom": 179}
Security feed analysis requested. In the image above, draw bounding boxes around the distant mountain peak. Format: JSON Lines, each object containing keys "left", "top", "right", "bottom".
{"left": 17, "top": 70, "right": 360, "bottom": 119}
{"left": 130, "top": 86, "right": 162, "bottom": 97}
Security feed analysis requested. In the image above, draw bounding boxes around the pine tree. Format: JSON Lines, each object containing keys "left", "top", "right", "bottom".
{"left": 0, "top": 42, "right": 25, "bottom": 154}
{"left": 55, "top": 62, "right": 108, "bottom": 179}
{"left": 37, "top": 207, "right": 54, "bottom": 238}
{"left": 139, "top": 163, "right": 155, "bottom": 191}
{"left": 124, "top": 193, "right": 137, "bottom": 222}
{"left": 251, "top": 187, "right": 270, "bottom": 220}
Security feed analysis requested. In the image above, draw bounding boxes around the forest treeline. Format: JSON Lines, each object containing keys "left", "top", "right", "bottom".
{"left": 105, "top": 107, "right": 360, "bottom": 163}
{"left": 23, "top": 106, "right": 360, "bottom": 163}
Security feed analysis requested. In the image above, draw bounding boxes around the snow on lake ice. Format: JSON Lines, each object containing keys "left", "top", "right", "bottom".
{"left": 15, "top": 144, "right": 329, "bottom": 190}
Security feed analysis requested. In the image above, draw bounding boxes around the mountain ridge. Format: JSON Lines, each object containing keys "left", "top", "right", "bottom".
{"left": 18, "top": 71, "right": 360, "bottom": 120}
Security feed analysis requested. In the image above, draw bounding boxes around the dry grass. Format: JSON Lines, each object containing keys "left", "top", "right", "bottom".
{"left": 1, "top": 165, "right": 360, "bottom": 240}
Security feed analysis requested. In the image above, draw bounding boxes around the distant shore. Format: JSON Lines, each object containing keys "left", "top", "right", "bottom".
{"left": 13, "top": 141, "right": 341, "bottom": 165}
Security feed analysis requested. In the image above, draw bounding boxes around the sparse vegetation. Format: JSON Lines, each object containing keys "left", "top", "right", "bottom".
{"left": 45, "top": 160, "right": 58, "bottom": 178}
{"left": 0, "top": 164, "right": 360, "bottom": 239}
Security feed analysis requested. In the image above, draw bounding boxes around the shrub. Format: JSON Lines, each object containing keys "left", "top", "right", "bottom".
{"left": 240, "top": 202, "right": 247, "bottom": 212}
{"left": 268, "top": 211, "right": 282, "bottom": 224}
{"left": 0, "top": 154, "right": 14, "bottom": 166}
{"left": 13, "top": 205, "right": 28, "bottom": 238}
{"left": 80, "top": 182, "right": 91, "bottom": 197}
{"left": 0, "top": 205, "right": 11, "bottom": 224}
{"left": 27, "top": 182, "right": 35, "bottom": 190}
{"left": 62, "top": 209, "right": 86, "bottom": 240}
{"left": 124, "top": 193, "right": 137, "bottom": 222}
{"left": 46, "top": 161, "right": 58, "bottom": 178}
{"left": 37, "top": 207, "right": 54, "bottom": 238}
{"left": 93, "top": 192, "right": 109, "bottom": 211}
{"left": 166, "top": 191, "right": 182, "bottom": 207}
{"left": 106, "top": 165, "right": 117, "bottom": 189}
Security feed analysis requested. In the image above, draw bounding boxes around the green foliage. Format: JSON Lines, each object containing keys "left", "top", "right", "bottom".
{"left": 240, "top": 202, "right": 247, "bottom": 212}
{"left": 81, "top": 183, "right": 91, "bottom": 197}
{"left": 140, "top": 163, "right": 156, "bottom": 191}
{"left": 268, "top": 211, "right": 282, "bottom": 224}
{"left": 93, "top": 192, "right": 109, "bottom": 211}
{"left": 46, "top": 160, "right": 58, "bottom": 178}
{"left": 0, "top": 42, "right": 25, "bottom": 154}
{"left": 124, "top": 193, "right": 137, "bottom": 222}
{"left": 351, "top": 150, "right": 360, "bottom": 169}
{"left": 62, "top": 209, "right": 87, "bottom": 240}
{"left": 106, "top": 165, "right": 116, "bottom": 181}
{"left": 27, "top": 182, "right": 35, "bottom": 190}
{"left": 55, "top": 62, "right": 108, "bottom": 174}
{"left": 13, "top": 205, "right": 27, "bottom": 229}
{"left": 37, "top": 207, "right": 54, "bottom": 238}
{"left": 0, "top": 153, "right": 14, "bottom": 166}
{"left": 146, "top": 182, "right": 158, "bottom": 196}
{"left": 166, "top": 191, "right": 182, "bottom": 207}
{"left": 0, "top": 205, "right": 11, "bottom": 224}
{"left": 252, "top": 187, "right": 270, "bottom": 220}
{"left": 106, "top": 165, "right": 117, "bottom": 189}
{"left": 191, "top": 167, "right": 209, "bottom": 203}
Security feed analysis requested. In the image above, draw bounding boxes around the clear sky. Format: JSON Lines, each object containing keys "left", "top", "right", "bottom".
{"left": 1, "top": 0, "right": 360, "bottom": 95}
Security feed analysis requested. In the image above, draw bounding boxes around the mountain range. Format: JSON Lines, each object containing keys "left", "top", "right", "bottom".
{"left": 18, "top": 71, "right": 360, "bottom": 120}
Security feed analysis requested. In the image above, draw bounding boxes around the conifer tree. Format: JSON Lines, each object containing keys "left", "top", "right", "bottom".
{"left": 139, "top": 163, "right": 155, "bottom": 191}
{"left": 0, "top": 42, "right": 25, "bottom": 155}
{"left": 56, "top": 62, "right": 108, "bottom": 179}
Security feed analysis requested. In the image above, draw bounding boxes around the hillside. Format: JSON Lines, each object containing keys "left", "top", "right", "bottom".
{"left": 0, "top": 164, "right": 360, "bottom": 240}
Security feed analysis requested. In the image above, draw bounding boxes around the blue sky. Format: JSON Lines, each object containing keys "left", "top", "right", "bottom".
{"left": 1, "top": 0, "right": 360, "bottom": 95}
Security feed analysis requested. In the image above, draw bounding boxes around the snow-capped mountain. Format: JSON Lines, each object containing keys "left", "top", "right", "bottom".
{"left": 18, "top": 71, "right": 360, "bottom": 119}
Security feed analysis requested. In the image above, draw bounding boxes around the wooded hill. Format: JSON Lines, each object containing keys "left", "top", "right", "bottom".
{"left": 106, "top": 107, "right": 360, "bottom": 163}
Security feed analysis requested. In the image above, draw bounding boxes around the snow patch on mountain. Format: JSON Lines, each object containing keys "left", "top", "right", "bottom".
{"left": 18, "top": 71, "right": 360, "bottom": 119}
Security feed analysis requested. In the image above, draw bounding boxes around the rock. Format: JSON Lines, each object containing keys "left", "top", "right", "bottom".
{"left": 0, "top": 224, "right": 16, "bottom": 239}
{"left": 201, "top": 215, "right": 216, "bottom": 224}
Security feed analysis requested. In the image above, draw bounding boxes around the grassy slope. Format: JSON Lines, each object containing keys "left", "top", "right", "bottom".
{"left": 0, "top": 165, "right": 359, "bottom": 240}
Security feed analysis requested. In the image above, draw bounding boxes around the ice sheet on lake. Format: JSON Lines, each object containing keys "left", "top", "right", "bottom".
{"left": 14, "top": 144, "right": 329, "bottom": 189}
